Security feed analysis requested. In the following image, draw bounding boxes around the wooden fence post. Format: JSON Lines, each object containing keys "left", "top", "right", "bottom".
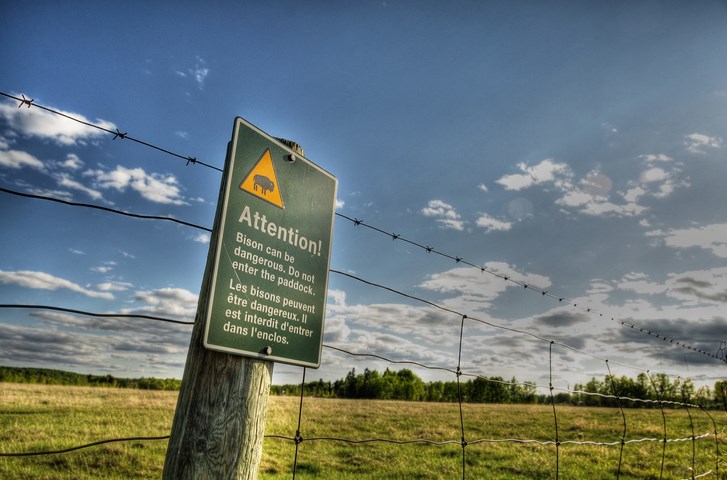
{"left": 162, "top": 139, "right": 304, "bottom": 480}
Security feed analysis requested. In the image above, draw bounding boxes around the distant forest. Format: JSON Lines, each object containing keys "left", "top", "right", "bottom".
{"left": 0, "top": 366, "right": 181, "bottom": 391}
{"left": 2, "top": 365, "right": 725, "bottom": 408}
{"left": 272, "top": 368, "right": 727, "bottom": 408}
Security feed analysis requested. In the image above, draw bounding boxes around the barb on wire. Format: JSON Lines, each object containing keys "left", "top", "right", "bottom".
{"left": 0, "top": 91, "right": 222, "bottom": 172}
{"left": 18, "top": 94, "right": 33, "bottom": 108}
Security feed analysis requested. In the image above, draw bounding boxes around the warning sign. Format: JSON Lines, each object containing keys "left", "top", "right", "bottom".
{"left": 239, "top": 149, "right": 284, "bottom": 209}
{"left": 203, "top": 117, "right": 337, "bottom": 368}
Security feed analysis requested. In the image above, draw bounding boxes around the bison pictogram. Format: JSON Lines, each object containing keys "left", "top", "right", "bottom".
{"left": 253, "top": 174, "right": 275, "bottom": 195}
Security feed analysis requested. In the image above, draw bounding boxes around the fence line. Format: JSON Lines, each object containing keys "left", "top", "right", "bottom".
{"left": 1, "top": 302, "right": 722, "bottom": 477}
{"left": 0, "top": 184, "right": 720, "bottom": 365}
{"left": 1, "top": 90, "right": 725, "bottom": 478}
{"left": 2, "top": 182, "right": 720, "bottom": 371}
{"left": 1, "top": 89, "right": 721, "bottom": 364}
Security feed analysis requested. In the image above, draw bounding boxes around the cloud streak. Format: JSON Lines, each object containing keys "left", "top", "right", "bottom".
{"left": 0, "top": 270, "right": 114, "bottom": 299}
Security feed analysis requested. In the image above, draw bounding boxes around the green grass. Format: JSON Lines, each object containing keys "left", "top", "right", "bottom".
{"left": 1, "top": 383, "right": 725, "bottom": 479}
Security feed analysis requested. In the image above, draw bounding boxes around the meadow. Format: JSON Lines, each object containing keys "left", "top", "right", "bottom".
{"left": 1, "top": 383, "right": 724, "bottom": 479}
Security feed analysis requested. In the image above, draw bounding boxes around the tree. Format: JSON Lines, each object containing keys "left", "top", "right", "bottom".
{"left": 714, "top": 380, "right": 727, "bottom": 410}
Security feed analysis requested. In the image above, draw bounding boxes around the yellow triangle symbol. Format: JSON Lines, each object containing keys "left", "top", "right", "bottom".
{"left": 239, "top": 149, "right": 284, "bottom": 209}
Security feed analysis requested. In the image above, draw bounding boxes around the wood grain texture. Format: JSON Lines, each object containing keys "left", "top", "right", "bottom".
{"left": 163, "top": 138, "right": 277, "bottom": 480}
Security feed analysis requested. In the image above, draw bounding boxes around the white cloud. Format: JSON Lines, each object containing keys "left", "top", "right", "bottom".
{"left": 0, "top": 149, "right": 45, "bottom": 171}
{"left": 335, "top": 198, "right": 345, "bottom": 209}
{"left": 177, "top": 57, "right": 209, "bottom": 89}
{"left": 191, "top": 233, "right": 210, "bottom": 244}
{"left": 27, "top": 187, "right": 74, "bottom": 201}
{"left": 640, "top": 167, "right": 668, "bottom": 183}
{"left": 496, "top": 154, "right": 689, "bottom": 219}
{"left": 55, "top": 173, "right": 104, "bottom": 201}
{"left": 84, "top": 165, "right": 187, "bottom": 205}
{"left": 128, "top": 287, "right": 199, "bottom": 320}
{"left": 420, "top": 262, "right": 551, "bottom": 314}
{"left": 639, "top": 153, "right": 673, "bottom": 163}
{"left": 421, "top": 199, "right": 465, "bottom": 230}
{"left": 0, "top": 270, "right": 114, "bottom": 299}
{"left": 579, "top": 200, "right": 646, "bottom": 217}
{"left": 475, "top": 213, "right": 512, "bottom": 233}
{"left": 649, "top": 223, "right": 727, "bottom": 258}
{"left": 495, "top": 159, "right": 571, "bottom": 191}
{"left": 60, "top": 153, "right": 84, "bottom": 170}
{"left": 616, "top": 272, "right": 667, "bottom": 295}
{"left": 192, "top": 57, "right": 209, "bottom": 88}
{"left": 91, "top": 260, "right": 117, "bottom": 274}
{"left": 685, "top": 133, "right": 723, "bottom": 154}
{"left": 0, "top": 97, "right": 116, "bottom": 146}
{"left": 97, "top": 281, "right": 134, "bottom": 292}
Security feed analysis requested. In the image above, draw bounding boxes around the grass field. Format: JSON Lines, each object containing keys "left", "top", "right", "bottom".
{"left": 1, "top": 383, "right": 725, "bottom": 479}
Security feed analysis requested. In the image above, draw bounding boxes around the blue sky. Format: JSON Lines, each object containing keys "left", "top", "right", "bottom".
{"left": 1, "top": 1, "right": 726, "bottom": 392}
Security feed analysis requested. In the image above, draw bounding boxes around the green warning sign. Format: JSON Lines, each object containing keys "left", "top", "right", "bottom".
{"left": 203, "top": 117, "right": 337, "bottom": 368}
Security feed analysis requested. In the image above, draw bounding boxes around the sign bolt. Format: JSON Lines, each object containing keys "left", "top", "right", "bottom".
{"left": 263, "top": 346, "right": 273, "bottom": 355}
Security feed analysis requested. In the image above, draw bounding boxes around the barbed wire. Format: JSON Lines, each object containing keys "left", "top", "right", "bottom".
{"left": 334, "top": 213, "right": 726, "bottom": 364}
{"left": 0, "top": 92, "right": 221, "bottom": 172}
{"left": 0, "top": 436, "right": 170, "bottom": 457}
{"left": 0, "top": 304, "right": 716, "bottom": 409}
{"left": 1, "top": 89, "right": 725, "bottom": 478}
{"left": 2, "top": 89, "right": 722, "bottom": 364}
{"left": 1, "top": 303, "right": 722, "bottom": 476}
{"left": 0, "top": 187, "right": 211, "bottom": 232}
{"left": 266, "top": 431, "right": 715, "bottom": 448}
{"left": 3, "top": 181, "right": 720, "bottom": 369}
{"left": 0, "top": 303, "right": 194, "bottom": 325}
{"left": 328, "top": 269, "right": 718, "bottom": 384}
{"left": 1, "top": 430, "right": 714, "bottom": 457}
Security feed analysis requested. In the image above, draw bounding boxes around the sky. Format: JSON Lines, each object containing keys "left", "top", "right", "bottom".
{"left": 1, "top": 1, "right": 726, "bottom": 394}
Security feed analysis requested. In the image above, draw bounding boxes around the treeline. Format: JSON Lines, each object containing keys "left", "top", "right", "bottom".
{"left": 271, "top": 368, "right": 538, "bottom": 404}
{"left": 571, "top": 374, "right": 727, "bottom": 408}
{"left": 271, "top": 368, "right": 727, "bottom": 408}
{"left": 0, "top": 366, "right": 181, "bottom": 391}
{"left": 4, "top": 365, "right": 725, "bottom": 408}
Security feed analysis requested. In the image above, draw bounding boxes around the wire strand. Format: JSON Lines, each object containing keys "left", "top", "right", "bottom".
{"left": 334, "top": 213, "right": 725, "bottom": 364}
{"left": 0, "top": 303, "right": 194, "bottom": 325}
{"left": 0, "top": 91, "right": 222, "bottom": 172}
{"left": 0, "top": 187, "right": 211, "bottom": 232}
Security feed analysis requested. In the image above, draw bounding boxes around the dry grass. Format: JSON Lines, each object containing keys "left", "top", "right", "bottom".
{"left": 1, "top": 383, "right": 725, "bottom": 479}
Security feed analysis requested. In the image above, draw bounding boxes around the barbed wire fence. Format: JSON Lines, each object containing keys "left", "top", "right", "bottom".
{"left": 0, "top": 91, "right": 724, "bottom": 479}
